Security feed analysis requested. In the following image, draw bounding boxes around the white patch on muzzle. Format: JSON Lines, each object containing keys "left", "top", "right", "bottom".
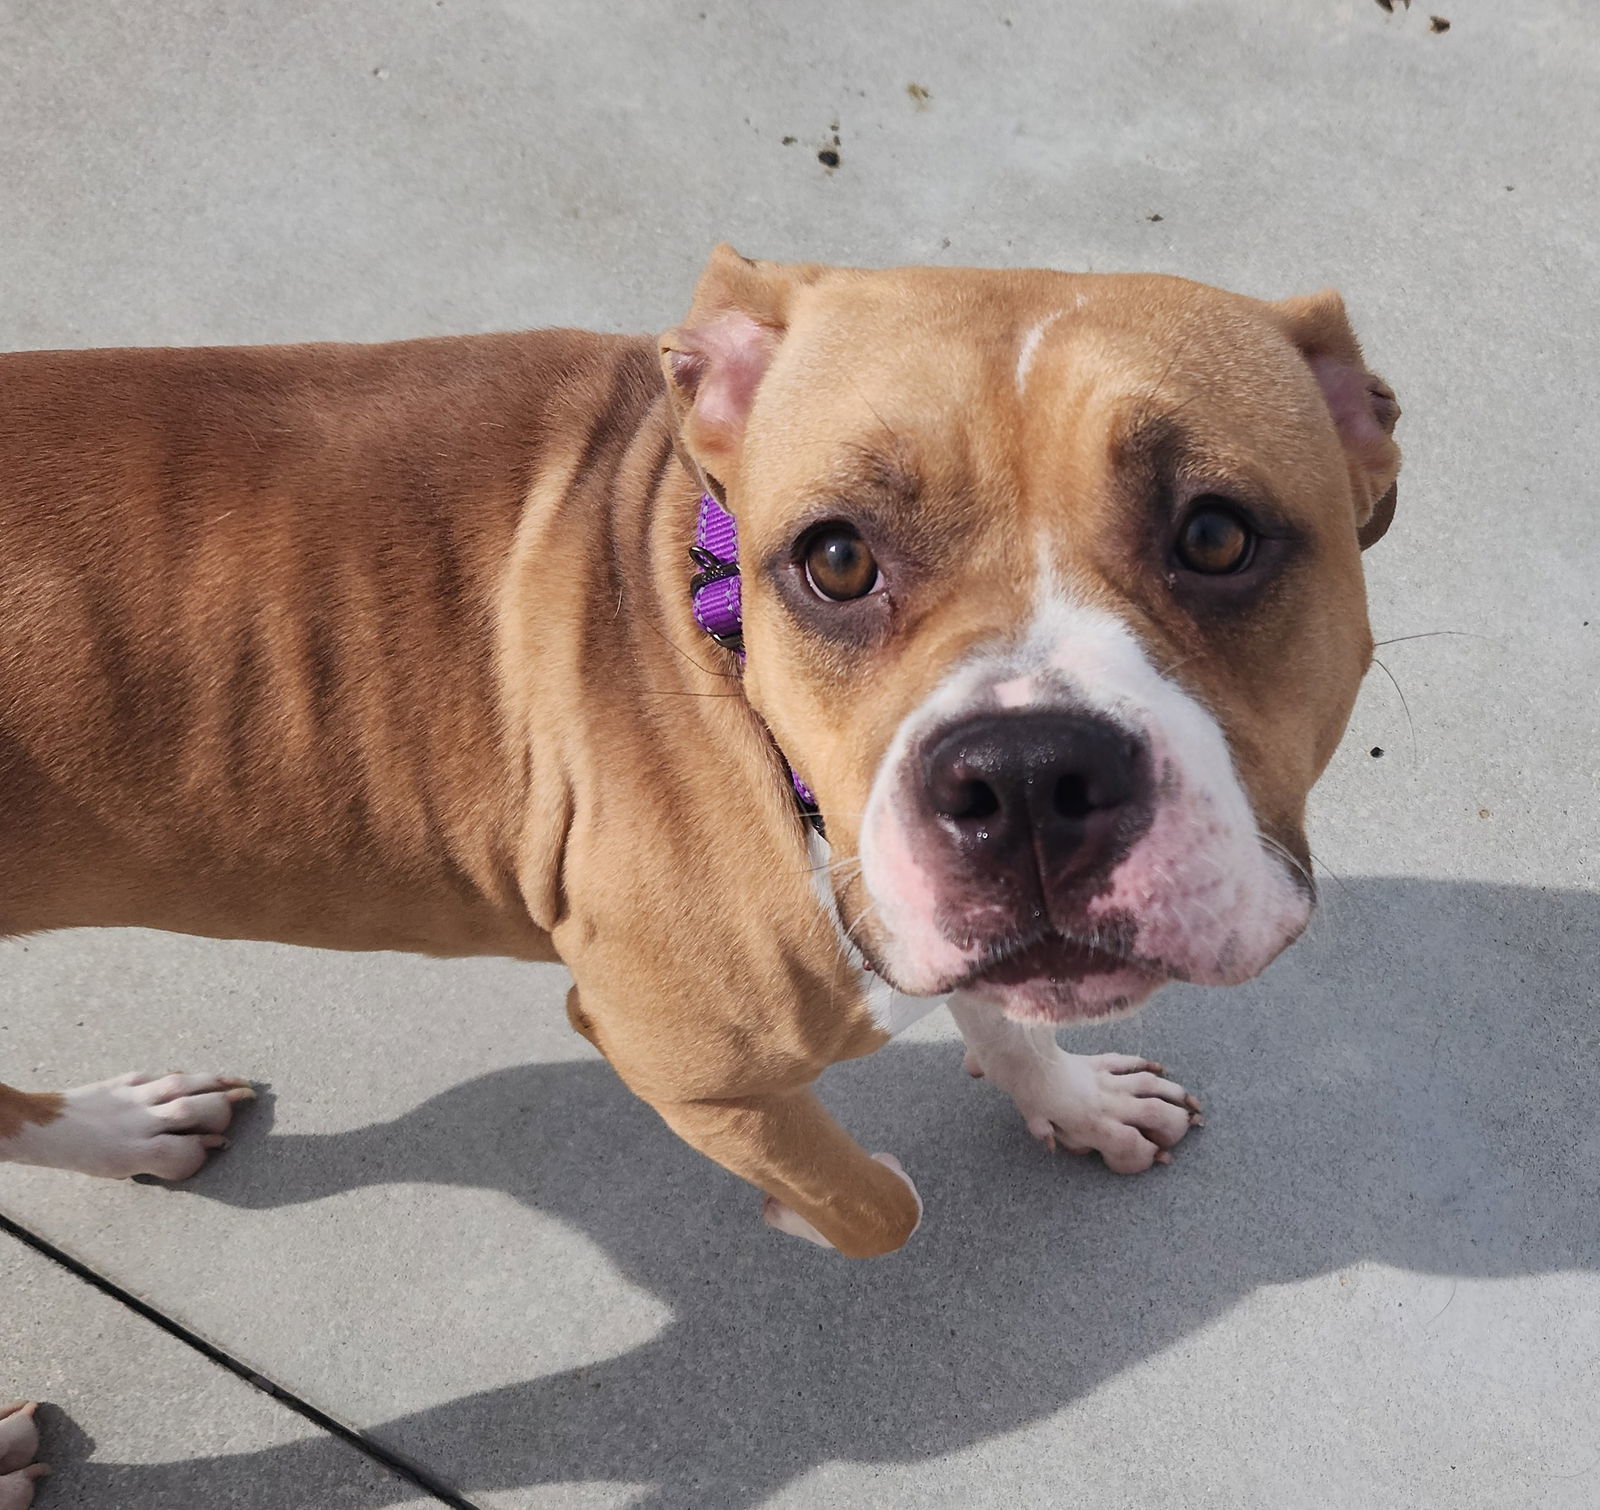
{"left": 804, "top": 827, "right": 945, "bottom": 1036}
{"left": 855, "top": 564, "right": 1311, "bottom": 1001}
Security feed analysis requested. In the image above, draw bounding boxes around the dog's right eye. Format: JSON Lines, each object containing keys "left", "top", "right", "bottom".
{"left": 803, "top": 525, "right": 882, "bottom": 601}
{"left": 1174, "top": 500, "right": 1256, "bottom": 575}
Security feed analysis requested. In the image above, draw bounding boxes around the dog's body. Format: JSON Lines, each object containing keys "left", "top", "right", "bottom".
{"left": 0, "top": 321, "right": 923, "bottom": 1227}
{"left": 0, "top": 255, "right": 1399, "bottom": 1355}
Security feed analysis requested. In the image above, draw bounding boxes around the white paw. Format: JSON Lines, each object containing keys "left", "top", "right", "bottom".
{"left": 10, "top": 1071, "right": 255, "bottom": 1180}
{"left": 1013, "top": 1053, "right": 1201, "bottom": 1173}
{"left": 762, "top": 1153, "right": 920, "bottom": 1249}
{"left": 0, "top": 1402, "right": 48, "bottom": 1510}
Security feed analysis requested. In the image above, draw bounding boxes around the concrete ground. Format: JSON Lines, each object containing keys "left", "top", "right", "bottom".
{"left": 1, "top": 0, "right": 1597, "bottom": 1505}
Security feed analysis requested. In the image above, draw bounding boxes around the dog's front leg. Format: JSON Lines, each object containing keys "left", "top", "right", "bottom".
{"left": 653, "top": 1089, "right": 922, "bottom": 1257}
{"left": 949, "top": 993, "right": 1201, "bottom": 1172}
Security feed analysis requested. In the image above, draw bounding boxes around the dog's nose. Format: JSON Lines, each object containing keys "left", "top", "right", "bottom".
{"left": 921, "top": 711, "right": 1148, "bottom": 889}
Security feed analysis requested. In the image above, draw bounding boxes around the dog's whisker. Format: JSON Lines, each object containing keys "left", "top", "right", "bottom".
{"left": 638, "top": 615, "right": 742, "bottom": 680}
{"left": 1369, "top": 654, "right": 1418, "bottom": 762}
{"left": 1259, "top": 833, "right": 1320, "bottom": 903}
{"left": 801, "top": 855, "right": 862, "bottom": 881}
{"left": 1305, "top": 847, "right": 1354, "bottom": 898}
{"left": 1372, "top": 629, "right": 1494, "bottom": 648}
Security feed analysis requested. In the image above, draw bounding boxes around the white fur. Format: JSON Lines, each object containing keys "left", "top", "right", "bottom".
{"left": 949, "top": 992, "right": 1196, "bottom": 1169}
{"left": 1, "top": 1071, "right": 252, "bottom": 1179}
{"left": 805, "top": 828, "right": 943, "bottom": 1035}
{"left": 856, "top": 654, "right": 1004, "bottom": 994}
{"left": 1020, "top": 563, "right": 1308, "bottom": 982}
{"left": 1014, "top": 311, "right": 1063, "bottom": 395}
{"left": 857, "top": 550, "right": 1309, "bottom": 1003}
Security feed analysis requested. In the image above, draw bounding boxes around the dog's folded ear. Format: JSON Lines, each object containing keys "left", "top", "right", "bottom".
{"left": 1271, "top": 291, "right": 1402, "bottom": 550}
{"left": 660, "top": 245, "right": 825, "bottom": 492}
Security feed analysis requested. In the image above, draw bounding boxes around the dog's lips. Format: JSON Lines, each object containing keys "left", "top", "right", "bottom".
{"left": 953, "top": 931, "right": 1170, "bottom": 1023}
{"left": 970, "top": 931, "right": 1133, "bottom": 988}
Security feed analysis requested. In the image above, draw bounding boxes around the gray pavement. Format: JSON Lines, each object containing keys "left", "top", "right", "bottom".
{"left": 2, "top": 0, "right": 1598, "bottom": 1506}
{"left": 1, "top": 1230, "right": 436, "bottom": 1507}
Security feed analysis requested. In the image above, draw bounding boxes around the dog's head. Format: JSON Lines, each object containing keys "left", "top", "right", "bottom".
{"left": 661, "top": 248, "right": 1400, "bottom": 1023}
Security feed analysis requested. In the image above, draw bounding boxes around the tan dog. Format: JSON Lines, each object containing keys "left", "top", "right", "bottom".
{"left": 0, "top": 248, "right": 1398, "bottom": 1270}
{"left": 1, "top": 247, "right": 1401, "bottom": 1502}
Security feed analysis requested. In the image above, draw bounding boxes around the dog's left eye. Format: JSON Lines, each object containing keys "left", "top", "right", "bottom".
{"left": 1175, "top": 500, "right": 1256, "bottom": 575}
{"left": 803, "top": 526, "right": 882, "bottom": 601}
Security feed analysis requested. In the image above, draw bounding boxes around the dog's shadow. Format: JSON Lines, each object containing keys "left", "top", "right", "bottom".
{"left": 52, "top": 877, "right": 1600, "bottom": 1508}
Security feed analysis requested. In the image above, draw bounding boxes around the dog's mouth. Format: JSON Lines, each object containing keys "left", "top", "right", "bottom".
{"left": 967, "top": 930, "right": 1126, "bottom": 984}
{"left": 952, "top": 928, "right": 1170, "bottom": 1022}
{"left": 838, "top": 877, "right": 1173, "bottom": 1018}
{"left": 955, "top": 926, "right": 1141, "bottom": 985}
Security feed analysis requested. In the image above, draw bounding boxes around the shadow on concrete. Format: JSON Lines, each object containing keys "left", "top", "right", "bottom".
{"left": 43, "top": 878, "right": 1600, "bottom": 1508}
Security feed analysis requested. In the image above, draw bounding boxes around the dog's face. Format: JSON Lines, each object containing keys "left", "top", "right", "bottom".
{"left": 663, "top": 249, "right": 1400, "bottom": 1023}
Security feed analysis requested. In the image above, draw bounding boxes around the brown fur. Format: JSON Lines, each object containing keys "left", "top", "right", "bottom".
{"left": 0, "top": 1086, "right": 65, "bottom": 1142}
{"left": 0, "top": 325, "right": 907, "bottom": 1254}
{"left": 0, "top": 253, "right": 1397, "bottom": 1256}
{"left": 664, "top": 251, "right": 1398, "bottom": 984}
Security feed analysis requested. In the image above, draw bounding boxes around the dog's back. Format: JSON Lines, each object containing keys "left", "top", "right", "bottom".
{"left": 0, "top": 330, "right": 655, "bottom": 957}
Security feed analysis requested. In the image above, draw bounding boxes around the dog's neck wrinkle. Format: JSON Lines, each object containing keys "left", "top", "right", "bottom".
{"left": 499, "top": 373, "right": 827, "bottom": 936}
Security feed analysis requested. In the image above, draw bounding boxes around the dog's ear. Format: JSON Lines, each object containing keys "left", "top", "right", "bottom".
{"left": 659, "top": 245, "right": 825, "bottom": 489}
{"left": 1272, "top": 290, "right": 1401, "bottom": 550}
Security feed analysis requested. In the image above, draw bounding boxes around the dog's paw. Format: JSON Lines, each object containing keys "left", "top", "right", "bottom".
{"left": 762, "top": 1153, "right": 918, "bottom": 1250}
{"left": 0, "top": 1403, "right": 48, "bottom": 1510}
{"left": 1014, "top": 1053, "right": 1201, "bottom": 1174}
{"left": 17, "top": 1071, "right": 256, "bottom": 1180}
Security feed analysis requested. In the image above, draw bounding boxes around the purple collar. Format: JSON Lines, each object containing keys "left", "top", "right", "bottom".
{"left": 689, "top": 492, "right": 823, "bottom": 834}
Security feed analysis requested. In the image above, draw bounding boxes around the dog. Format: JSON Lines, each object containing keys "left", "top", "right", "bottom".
{"left": 0, "top": 246, "right": 1398, "bottom": 1502}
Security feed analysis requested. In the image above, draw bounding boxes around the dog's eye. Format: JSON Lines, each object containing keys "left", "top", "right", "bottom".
{"left": 803, "top": 526, "right": 881, "bottom": 601}
{"left": 1175, "top": 501, "right": 1255, "bottom": 575}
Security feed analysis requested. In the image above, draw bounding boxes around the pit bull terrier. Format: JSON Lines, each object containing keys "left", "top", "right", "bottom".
{"left": 0, "top": 246, "right": 1399, "bottom": 1500}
